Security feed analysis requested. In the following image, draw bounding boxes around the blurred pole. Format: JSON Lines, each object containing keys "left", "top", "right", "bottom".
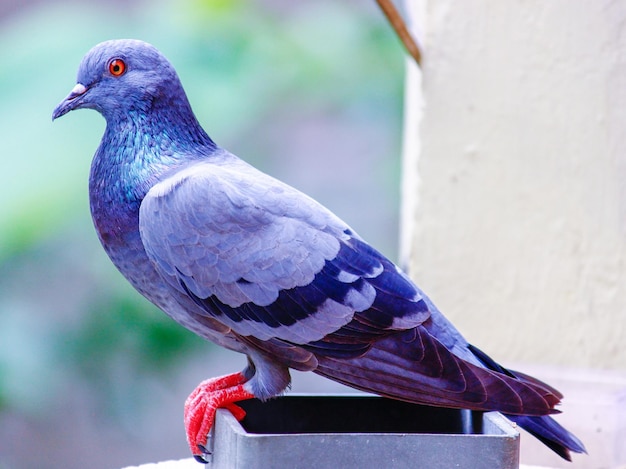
{"left": 375, "top": 0, "right": 421, "bottom": 66}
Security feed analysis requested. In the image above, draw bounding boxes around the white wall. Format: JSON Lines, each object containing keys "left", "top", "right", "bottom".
{"left": 402, "top": 1, "right": 626, "bottom": 370}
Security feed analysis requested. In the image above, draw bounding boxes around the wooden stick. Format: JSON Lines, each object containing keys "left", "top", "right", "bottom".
{"left": 375, "top": 0, "right": 422, "bottom": 66}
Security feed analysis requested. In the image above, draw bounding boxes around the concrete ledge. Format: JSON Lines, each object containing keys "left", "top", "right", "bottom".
{"left": 208, "top": 397, "right": 518, "bottom": 469}
{"left": 121, "top": 460, "right": 552, "bottom": 469}
{"left": 122, "top": 460, "right": 198, "bottom": 469}
{"left": 122, "top": 367, "right": 626, "bottom": 469}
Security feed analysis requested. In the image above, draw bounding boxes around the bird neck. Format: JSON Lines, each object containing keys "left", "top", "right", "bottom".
{"left": 147, "top": 95, "right": 218, "bottom": 152}
{"left": 105, "top": 104, "right": 215, "bottom": 182}
{"left": 89, "top": 105, "right": 218, "bottom": 231}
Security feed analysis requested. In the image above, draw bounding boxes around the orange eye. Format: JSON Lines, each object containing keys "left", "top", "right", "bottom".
{"left": 108, "top": 58, "right": 126, "bottom": 77}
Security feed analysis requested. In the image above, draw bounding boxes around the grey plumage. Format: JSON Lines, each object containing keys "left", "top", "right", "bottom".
{"left": 52, "top": 39, "right": 585, "bottom": 462}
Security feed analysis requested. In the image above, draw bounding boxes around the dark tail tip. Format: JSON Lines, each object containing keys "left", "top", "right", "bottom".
{"left": 508, "top": 414, "right": 587, "bottom": 461}
{"left": 467, "top": 344, "right": 586, "bottom": 461}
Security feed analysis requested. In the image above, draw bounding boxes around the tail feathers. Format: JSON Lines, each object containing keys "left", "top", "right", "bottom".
{"left": 314, "top": 326, "right": 561, "bottom": 416}
{"left": 313, "top": 326, "right": 585, "bottom": 460}
{"left": 467, "top": 344, "right": 564, "bottom": 398}
{"left": 507, "top": 414, "right": 587, "bottom": 461}
{"left": 468, "top": 344, "right": 586, "bottom": 460}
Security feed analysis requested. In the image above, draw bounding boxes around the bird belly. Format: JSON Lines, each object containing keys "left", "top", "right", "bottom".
{"left": 94, "top": 211, "right": 245, "bottom": 354}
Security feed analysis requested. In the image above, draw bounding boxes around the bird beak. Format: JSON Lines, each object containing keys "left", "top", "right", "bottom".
{"left": 52, "top": 83, "right": 88, "bottom": 120}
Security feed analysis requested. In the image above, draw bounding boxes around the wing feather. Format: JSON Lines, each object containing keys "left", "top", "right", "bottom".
{"left": 140, "top": 156, "right": 431, "bottom": 347}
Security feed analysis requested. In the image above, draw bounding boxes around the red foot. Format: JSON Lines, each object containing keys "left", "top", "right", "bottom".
{"left": 184, "top": 372, "right": 255, "bottom": 462}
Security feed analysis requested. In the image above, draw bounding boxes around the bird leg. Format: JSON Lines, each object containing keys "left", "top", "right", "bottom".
{"left": 184, "top": 371, "right": 255, "bottom": 463}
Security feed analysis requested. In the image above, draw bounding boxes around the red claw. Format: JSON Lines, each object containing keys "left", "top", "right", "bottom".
{"left": 184, "top": 372, "right": 255, "bottom": 461}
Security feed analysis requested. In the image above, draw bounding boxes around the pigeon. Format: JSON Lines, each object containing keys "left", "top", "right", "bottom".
{"left": 52, "top": 39, "right": 586, "bottom": 463}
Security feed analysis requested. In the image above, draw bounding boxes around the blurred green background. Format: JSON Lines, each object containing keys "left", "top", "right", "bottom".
{"left": 0, "top": 0, "right": 405, "bottom": 467}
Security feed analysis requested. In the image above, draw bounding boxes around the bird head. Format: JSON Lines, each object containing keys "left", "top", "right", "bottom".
{"left": 52, "top": 39, "right": 187, "bottom": 123}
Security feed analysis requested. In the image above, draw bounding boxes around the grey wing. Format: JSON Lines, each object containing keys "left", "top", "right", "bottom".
{"left": 139, "top": 158, "right": 360, "bottom": 343}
